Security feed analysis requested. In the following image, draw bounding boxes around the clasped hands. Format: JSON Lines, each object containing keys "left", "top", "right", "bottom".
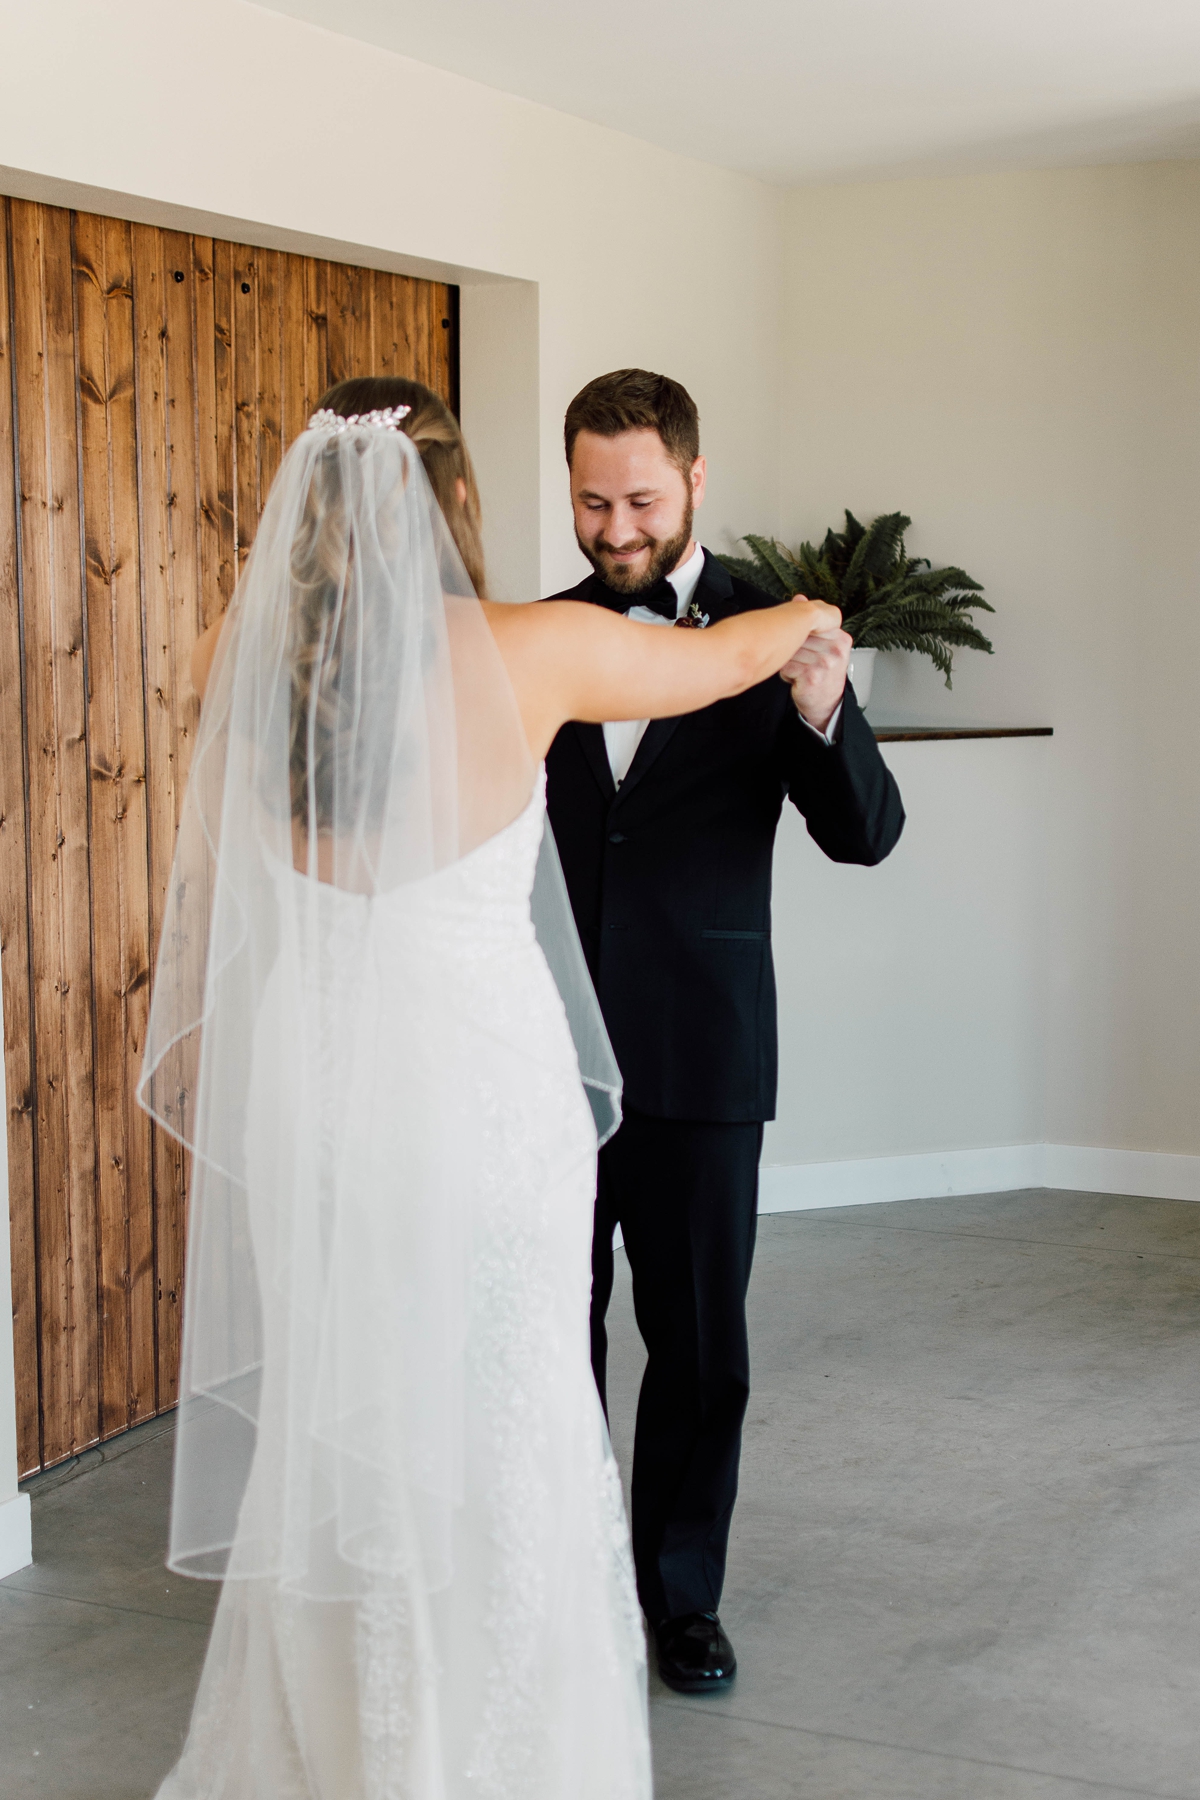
{"left": 780, "top": 600, "right": 852, "bottom": 734}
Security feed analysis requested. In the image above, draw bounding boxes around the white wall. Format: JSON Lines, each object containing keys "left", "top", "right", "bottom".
{"left": 770, "top": 162, "right": 1200, "bottom": 1172}
{"left": 767, "top": 738, "right": 1049, "bottom": 1167}
{"left": 0, "top": 0, "right": 782, "bottom": 597}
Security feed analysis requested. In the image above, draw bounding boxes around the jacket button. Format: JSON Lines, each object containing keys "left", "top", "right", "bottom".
{"left": 608, "top": 832, "right": 627, "bottom": 844}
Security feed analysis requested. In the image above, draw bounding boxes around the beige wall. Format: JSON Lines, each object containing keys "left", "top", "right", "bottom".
{"left": 770, "top": 162, "right": 1200, "bottom": 1166}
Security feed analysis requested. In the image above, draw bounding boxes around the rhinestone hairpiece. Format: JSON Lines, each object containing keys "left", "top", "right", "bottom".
{"left": 306, "top": 404, "right": 412, "bottom": 434}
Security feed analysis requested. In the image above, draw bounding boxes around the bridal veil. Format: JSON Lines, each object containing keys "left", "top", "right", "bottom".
{"left": 137, "top": 412, "right": 620, "bottom": 1599}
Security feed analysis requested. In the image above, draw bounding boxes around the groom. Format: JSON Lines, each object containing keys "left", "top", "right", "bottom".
{"left": 543, "top": 369, "right": 905, "bottom": 1693}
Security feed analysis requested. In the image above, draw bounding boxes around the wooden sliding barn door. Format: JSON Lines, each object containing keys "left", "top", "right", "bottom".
{"left": 0, "top": 194, "right": 457, "bottom": 1475}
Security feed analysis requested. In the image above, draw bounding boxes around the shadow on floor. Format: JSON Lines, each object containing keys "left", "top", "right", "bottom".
{"left": 4, "top": 1188, "right": 1199, "bottom": 1798}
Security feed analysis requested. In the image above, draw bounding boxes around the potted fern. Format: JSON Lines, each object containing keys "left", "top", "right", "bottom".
{"left": 719, "top": 511, "right": 994, "bottom": 710}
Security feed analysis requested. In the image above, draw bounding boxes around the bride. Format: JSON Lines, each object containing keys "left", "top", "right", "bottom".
{"left": 139, "top": 377, "right": 839, "bottom": 1799}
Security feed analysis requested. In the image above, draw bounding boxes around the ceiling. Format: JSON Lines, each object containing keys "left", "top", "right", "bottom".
{"left": 256, "top": 0, "right": 1200, "bottom": 185}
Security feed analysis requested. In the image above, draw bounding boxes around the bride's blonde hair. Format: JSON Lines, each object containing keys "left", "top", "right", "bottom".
{"left": 315, "top": 377, "right": 486, "bottom": 595}
{"left": 287, "top": 378, "right": 486, "bottom": 828}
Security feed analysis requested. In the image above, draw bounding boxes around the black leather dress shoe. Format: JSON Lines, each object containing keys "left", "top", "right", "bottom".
{"left": 654, "top": 1611, "right": 737, "bottom": 1693}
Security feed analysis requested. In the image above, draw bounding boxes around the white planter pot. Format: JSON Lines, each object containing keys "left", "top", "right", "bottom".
{"left": 847, "top": 645, "right": 877, "bottom": 711}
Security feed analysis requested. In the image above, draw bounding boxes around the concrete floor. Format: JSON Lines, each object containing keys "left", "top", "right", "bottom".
{"left": 3, "top": 1187, "right": 1200, "bottom": 1798}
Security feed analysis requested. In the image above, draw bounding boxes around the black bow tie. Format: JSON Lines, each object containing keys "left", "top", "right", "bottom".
{"left": 588, "top": 577, "right": 678, "bottom": 621}
{"left": 632, "top": 581, "right": 680, "bottom": 621}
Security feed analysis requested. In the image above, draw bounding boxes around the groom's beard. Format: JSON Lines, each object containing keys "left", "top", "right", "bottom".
{"left": 578, "top": 499, "right": 694, "bottom": 596}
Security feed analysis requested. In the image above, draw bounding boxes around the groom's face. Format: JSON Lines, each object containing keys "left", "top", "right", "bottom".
{"left": 570, "top": 428, "right": 706, "bottom": 594}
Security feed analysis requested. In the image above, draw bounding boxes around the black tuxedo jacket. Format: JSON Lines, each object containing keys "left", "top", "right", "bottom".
{"left": 544, "top": 551, "right": 905, "bottom": 1123}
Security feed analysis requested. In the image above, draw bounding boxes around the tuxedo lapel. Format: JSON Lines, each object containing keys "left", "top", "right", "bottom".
{"left": 688, "top": 550, "right": 737, "bottom": 621}
{"left": 614, "top": 552, "right": 736, "bottom": 804}
{"left": 611, "top": 716, "right": 681, "bottom": 803}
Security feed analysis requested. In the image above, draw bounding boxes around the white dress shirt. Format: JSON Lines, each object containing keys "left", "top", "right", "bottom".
{"left": 602, "top": 543, "right": 843, "bottom": 785}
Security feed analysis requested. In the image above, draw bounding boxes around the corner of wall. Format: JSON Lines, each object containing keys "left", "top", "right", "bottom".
{"left": 1, "top": 987, "right": 31, "bottom": 1572}
{"left": 0, "top": 1493, "right": 32, "bottom": 1579}
{"left": 458, "top": 280, "right": 541, "bottom": 603}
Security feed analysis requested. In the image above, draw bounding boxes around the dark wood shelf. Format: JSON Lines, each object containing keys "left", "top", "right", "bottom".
{"left": 871, "top": 725, "right": 1053, "bottom": 743}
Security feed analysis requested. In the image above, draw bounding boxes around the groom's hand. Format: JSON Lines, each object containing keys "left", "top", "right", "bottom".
{"left": 780, "top": 626, "right": 852, "bottom": 734}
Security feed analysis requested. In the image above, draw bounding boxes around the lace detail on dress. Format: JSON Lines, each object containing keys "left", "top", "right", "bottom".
{"left": 355, "top": 1580, "right": 449, "bottom": 1800}
{"left": 598, "top": 1447, "right": 648, "bottom": 1680}
{"left": 465, "top": 1071, "right": 559, "bottom": 1795}
{"left": 155, "top": 775, "right": 651, "bottom": 1800}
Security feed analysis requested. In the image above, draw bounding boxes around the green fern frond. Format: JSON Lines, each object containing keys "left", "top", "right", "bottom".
{"left": 715, "top": 554, "right": 775, "bottom": 593}
{"left": 742, "top": 534, "right": 802, "bottom": 598}
{"left": 791, "top": 547, "right": 840, "bottom": 605}
{"left": 728, "top": 506, "right": 992, "bottom": 684}
{"left": 848, "top": 511, "right": 911, "bottom": 591}
{"left": 900, "top": 565, "right": 991, "bottom": 608}
{"left": 856, "top": 598, "right": 993, "bottom": 648}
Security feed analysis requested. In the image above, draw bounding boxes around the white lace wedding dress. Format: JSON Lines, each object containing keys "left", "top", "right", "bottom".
{"left": 156, "top": 772, "right": 651, "bottom": 1800}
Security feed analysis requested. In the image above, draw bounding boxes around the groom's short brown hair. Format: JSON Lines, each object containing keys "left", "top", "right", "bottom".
{"left": 564, "top": 369, "right": 700, "bottom": 476}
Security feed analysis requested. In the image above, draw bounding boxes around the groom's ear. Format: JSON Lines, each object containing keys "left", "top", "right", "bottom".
{"left": 689, "top": 456, "right": 707, "bottom": 511}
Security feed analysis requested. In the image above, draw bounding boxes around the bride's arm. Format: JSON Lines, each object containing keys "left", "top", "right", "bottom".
{"left": 483, "top": 596, "right": 842, "bottom": 761}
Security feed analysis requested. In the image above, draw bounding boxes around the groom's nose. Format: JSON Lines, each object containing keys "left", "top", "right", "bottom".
{"left": 602, "top": 503, "right": 648, "bottom": 547}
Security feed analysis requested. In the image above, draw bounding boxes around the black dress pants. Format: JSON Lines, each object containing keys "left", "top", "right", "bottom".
{"left": 591, "top": 1107, "right": 763, "bottom": 1626}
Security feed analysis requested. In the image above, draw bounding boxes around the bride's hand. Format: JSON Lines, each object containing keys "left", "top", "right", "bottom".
{"left": 785, "top": 596, "right": 842, "bottom": 638}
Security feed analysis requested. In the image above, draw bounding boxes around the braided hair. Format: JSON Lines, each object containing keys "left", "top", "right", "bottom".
{"left": 286, "top": 378, "right": 484, "bottom": 831}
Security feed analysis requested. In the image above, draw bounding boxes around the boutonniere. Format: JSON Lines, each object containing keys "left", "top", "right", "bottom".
{"left": 674, "top": 599, "right": 710, "bottom": 629}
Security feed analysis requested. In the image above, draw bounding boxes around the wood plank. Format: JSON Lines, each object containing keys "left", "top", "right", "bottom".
{"left": 363, "top": 268, "right": 383, "bottom": 374}
{"left": 50, "top": 204, "right": 102, "bottom": 1464}
{"left": 154, "top": 226, "right": 208, "bottom": 1403}
{"left": 162, "top": 227, "right": 203, "bottom": 748}
{"left": 256, "top": 249, "right": 283, "bottom": 505}
{"left": 9, "top": 200, "right": 65, "bottom": 1473}
{"left": 231, "top": 245, "right": 258, "bottom": 576}
{"left": 210, "top": 238, "right": 236, "bottom": 615}
{"left": 444, "top": 283, "right": 460, "bottom": 416}
{"left": 413, "top": 277, "right": 432, "bottom": 389}
{"left": 71, "top": 211, "right": 122, "bottom": 1440}
{"left": 372, "top": 271, "right": 397, "bottom": 379}
{"left": 192, "top": 239, "right": 223, "bottom": 635}
{"left": 398, "top": 275, "right": 418, "bottom": 387}
{"left": 106, "top": 218, "right": 157, "bottom": 1436}
{"left": 0, "top": 198, "right": 41, "bottom": 1475}
{"left": 130, "top": 222, "right": 190, "bottom": 1412}
{"left": 313, "top": 259, "right": 331, "bottom": 403}
{"left": 432, "top": 282, "right": 453, "bottom": 401}
{"left": 346, "top": 260, "right": 369, "bottom": 377}
{"left": 50, "top": 207, "right": 99, "bottom": 1458}
{"left": 280, "top": 249, "right": 308, "bottom": 451}
{"left": 324, "top": 257, "right": 350, "bottom": 390}
{"left": 130, "top": 222, "right": 174, "bottom": 935}
{"left": 400, "top": 275, "right": 419, "bottom": 383}
{"left": 306, "top": 257, "right": 328, "bottom": 409}
{"left": 74, "top": 211, "right": 156, "bottom": 1440}
{"left": 11, "top": 199, "right": 99, "bottom": 1468}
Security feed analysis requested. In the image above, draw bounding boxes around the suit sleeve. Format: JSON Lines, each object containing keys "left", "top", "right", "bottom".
{"left": 780, "top": 682, "right": 905, "bottom": 866}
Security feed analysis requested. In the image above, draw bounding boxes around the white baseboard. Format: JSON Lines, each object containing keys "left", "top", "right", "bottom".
{"left": 758, "top": 1144, "right": 1200, "bottom": 1213}
{"left": 0, "top": 1491, "right": 32, "bottom": 1579}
